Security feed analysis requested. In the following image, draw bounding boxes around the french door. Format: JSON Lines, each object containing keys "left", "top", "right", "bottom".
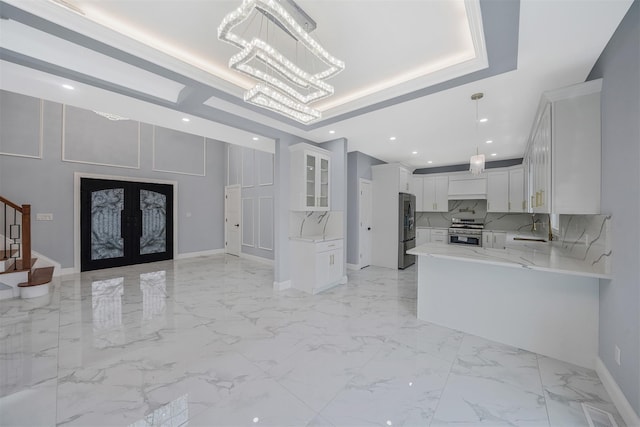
{"left": 81, "top": 178, "right": 174, "bottom": 271}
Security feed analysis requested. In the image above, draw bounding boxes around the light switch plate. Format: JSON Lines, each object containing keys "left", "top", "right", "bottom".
{"left": 36, "top": 213, "right": 53, "bottom": 221}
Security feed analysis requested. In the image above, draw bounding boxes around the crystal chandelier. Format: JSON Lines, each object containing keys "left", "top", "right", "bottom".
{"left": 469, "top": 92, "right": 485, "bottom": 175}
{"left": 218, "top": 0, "right": 344, "bottom": 124}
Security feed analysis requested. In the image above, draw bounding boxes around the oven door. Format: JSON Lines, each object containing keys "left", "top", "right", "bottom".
{"left": 449, "top": 233, "right": 482, "bottom": 247}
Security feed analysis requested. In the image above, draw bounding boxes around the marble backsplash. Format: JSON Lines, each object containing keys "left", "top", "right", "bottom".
{"left": 416, "top": 200, "right": 546, "bottom": 235}
{"left": 289, "top": 211, "right": 344, "bottom": 239}
{"left": 558, "top": 214, "right": 612, "bottom": 273}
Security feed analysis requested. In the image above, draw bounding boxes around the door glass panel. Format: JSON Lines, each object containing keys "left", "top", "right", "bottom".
{"left": 140, "top": 190, "right": 167, "bottom": 255}
{"left": 319, "top": 157, "right": 329, "bottom": 207}
{"left": 306, "top": 154, "right": 315, "bottom": 207}
{"left": 91, "top": 189, "right": 124, "bottom": 260}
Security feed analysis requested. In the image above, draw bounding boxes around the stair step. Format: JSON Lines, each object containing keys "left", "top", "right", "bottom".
{"left": 1, "top": 258, "right": 37, "bottom": 274}
{"left": 18, "top": 266, "right": 54, "bottom": 288}
{"left": 1, "top": 249, "right": 18, "bottom": 259}
{"left": 0, "top": 282, "right": 12, "bottom": 291}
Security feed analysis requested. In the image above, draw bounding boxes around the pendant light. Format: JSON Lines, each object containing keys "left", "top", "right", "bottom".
{"left": 470, "top": 92, "right": 485, "bottom": 175}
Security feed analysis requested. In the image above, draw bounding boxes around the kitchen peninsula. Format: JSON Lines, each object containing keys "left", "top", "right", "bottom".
{"left": 408, "top": 233, "right": 610, "bottom": 369}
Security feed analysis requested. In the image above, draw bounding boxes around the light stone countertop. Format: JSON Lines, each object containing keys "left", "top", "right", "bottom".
{"left": 289, "top": 235, "right": 343, "bottom": 243}
{"left": 408, "top": 238, "right": 610, "bottom": 279}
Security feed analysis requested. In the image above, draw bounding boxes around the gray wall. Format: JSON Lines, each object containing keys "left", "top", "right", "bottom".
{"left": 588, "top": 0, "right": 640, "bottom": 415}
{"left": 0, "top": 94, "right": 226, "bottom": 268}
{"left": 346, "top": 151, "right": 385, "bottom": 265}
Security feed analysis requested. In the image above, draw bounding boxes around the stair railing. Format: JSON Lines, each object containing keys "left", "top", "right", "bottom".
{"left": 0, "top": 196, "right": 31, "bottom": 271}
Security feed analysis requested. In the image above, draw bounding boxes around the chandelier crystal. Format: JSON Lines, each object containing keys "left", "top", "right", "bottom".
{"left": 469, "top": 92, "right": 485, "bottom": 175}
{"left": 218, "top": 0, "right": 344, "bottom": 123}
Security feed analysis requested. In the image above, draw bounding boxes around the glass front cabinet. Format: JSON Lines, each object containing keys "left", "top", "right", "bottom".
{"left": 290, "top": 143, "right": 331, "bottom": 211}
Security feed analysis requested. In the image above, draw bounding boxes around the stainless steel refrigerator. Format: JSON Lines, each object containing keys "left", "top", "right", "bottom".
{"left": 398, "top": 192, "right": 416, "bottom": 269}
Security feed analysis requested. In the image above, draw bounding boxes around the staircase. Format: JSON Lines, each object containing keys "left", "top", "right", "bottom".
{"left": 1, "top": 196, "right": 54, "bottom": 300}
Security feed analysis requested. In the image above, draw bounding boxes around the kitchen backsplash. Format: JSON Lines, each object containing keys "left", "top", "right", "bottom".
{"left": 558, "top": 214, "right": 612, "bottom": 272}
{"left": 416, "top": 200, "right": 545, "bottom": 233}
{"left": 289, "top": 211, "right": 344, "bottom": 239}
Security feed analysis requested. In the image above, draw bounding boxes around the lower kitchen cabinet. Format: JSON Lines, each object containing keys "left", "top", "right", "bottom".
{"left": 430, "top": 229, "right": 448, "bottom": 244}
{"left": 291, "top": 238, "right": 344, "bottom": 294}
{"left": 482, "top": 231, "right": 507, "bottom": 249}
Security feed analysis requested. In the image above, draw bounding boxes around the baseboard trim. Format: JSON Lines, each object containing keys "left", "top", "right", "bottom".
{"left": 347, "top": 263, "right": 361, "bottom": 271}
{"left": 595, "top": 357, "right": 640, "bottom": 427}
{"left": 175, "top": 249, "right": 224, "bottom": 260}
{"left": 273, "top": 280, "right": 291, "bottom": 291}
{"left": 240, "top": 252, "right": 274, "bottom": 265}
{"left": 58, "top": 267, "right": 77, "bottom": 277}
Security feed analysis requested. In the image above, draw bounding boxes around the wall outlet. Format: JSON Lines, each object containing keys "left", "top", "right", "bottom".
{"left": 36, "top": 213, "right": 53, "bottom": 221}
{"left": 614, "top": 345, "right": 621, "bottom": 366}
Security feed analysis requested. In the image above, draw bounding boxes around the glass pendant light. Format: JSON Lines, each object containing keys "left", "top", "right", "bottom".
{"left": 470, "top": 92, "right": 485, "bottom": 175}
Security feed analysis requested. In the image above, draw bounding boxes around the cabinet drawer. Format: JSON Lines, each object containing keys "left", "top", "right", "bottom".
{"left": 316, "top": 239, "right": 343, "bottom": 253}
{"left": 430, "top": 229, "right": 448, "bottom": 237}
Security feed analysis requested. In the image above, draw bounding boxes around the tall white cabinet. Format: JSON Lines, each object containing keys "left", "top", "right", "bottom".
{"left": 525, "top": 79, "right": 602, "bottom": 214}
{"left": 371, "top": 163, "right": 414, "bottom": 269}
{"left": 289, "top": 143, "right": 330, "bottom": 211}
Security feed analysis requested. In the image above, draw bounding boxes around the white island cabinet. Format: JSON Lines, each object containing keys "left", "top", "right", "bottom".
{"left": 291, "top": 238, "right": 345, "bottom": 294}
{"left": 289, "top": 143, "right": 330, "bottom": 211}
{"left": 408, "top": 243, "right": 608, "bottom": 369}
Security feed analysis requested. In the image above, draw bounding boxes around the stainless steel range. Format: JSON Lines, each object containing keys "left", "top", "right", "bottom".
{"left": 448, "top": 218, "right": 483, "bottom": 246}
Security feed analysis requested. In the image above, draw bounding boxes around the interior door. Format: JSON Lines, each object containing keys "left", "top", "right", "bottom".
{"left": 359, "top": 179, "right": 373, "bottom": 268}
{"left": 81, "top": 178, "right": 173, "bottom": 271}
{"left": 225, "top": 185, "right": 241, "bottom": 256}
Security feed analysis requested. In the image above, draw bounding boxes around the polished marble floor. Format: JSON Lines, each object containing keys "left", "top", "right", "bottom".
{"left": 0, "top": 255, "right": 625, "bottom": 427}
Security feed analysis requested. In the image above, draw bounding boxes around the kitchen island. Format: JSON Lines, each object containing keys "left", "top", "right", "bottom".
{"left": 407, "top": 239, "right": 610, "bottom": 369}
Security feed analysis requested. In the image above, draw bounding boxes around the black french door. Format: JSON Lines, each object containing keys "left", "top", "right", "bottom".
{"left": 81, "top": 178, "right": 174, "bottom": 271}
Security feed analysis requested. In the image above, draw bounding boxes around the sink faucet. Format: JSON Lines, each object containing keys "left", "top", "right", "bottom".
{"left": 531, "top": 214, "right": 537, "bottom": 232}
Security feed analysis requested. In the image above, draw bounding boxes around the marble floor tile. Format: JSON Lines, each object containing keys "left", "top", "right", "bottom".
{"left": 0, "top": 255, "right": 628, "bottom": 427}
{"left": 538, "top": 356, "right": 625, "bottom": 427}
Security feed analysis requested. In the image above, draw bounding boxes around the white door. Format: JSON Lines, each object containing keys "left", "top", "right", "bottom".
{"left": 225, "top": 185, "right": 241, "bottom": 256}
{"left": 359, "top": 179, "right": 373, "bottom": 268}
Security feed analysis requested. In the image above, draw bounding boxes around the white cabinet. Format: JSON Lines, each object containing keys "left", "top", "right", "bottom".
{"left": 509, "top": 167, "right": 526, "bottom": 212}
{"left": 486, "top": 168, "right": 526, "bottom": 213}
{"left": 372, "top": 163, "right": 414, "bottom": 269}
{"left": 416, "top": 228, "right": 430, "bottom": 246}
{"left": 429, "top": 228, "right": 448, "bottom": 244}
{"left": 525, "top": 79, "right": 602, "bottom": 214}
{"left": 448, "top": 176, "right": 487, "bottom": 200}
{"left": 399, "top": 168, "right": 410, "bottom": 193}
{"left": 291, "top": 239, "right": 344, "bottom": 294}
{"left": 289, "top": 143, "right": 330, "bottom": 211}
{"left": 482, "top": 231, "right": 507, "bottom": 249}
{"left": 416, "top": 228, "right": 447, "bottom": 245}
{"left": 423, "top": 176, "right": 449, "bottom": 212}
{"left": 410, "top": 177, "right": 424, "bottom": 210}
{"left": 487, "top": 171, "right": 509, "bottom": 213}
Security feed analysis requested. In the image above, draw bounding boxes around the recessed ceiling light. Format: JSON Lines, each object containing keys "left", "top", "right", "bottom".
{"left": 182, "top": 117, "right": 190, "bottom": 122}
{"left": 427, "top": 160, "right": 433, "bottom": 164}
{"left": 329, "top": 130, "right": 335, "bottom": 134}
{"left": 389, "top": 136, "right": 396, "bottom": 141}
{"left": 491, "top": 153, "right": 497, "bottom": 156}
{"left": 479, "top": 118, "right": 488, "bottom": 123}
{"left": 62, "top": 84, "right": 74, "bottom": 90}
{"left": 252, "top": 137, "right": 259, "bottom": 141}
{"left": 412, "top": 151, "right": 418, "bottom": 155}
{"left": 486, "top": 140, "right": 493, "bottom": 144}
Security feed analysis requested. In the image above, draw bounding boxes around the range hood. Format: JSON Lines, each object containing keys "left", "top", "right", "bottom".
{"left": 448, "top": 176, "right": 487, "bottom": 200}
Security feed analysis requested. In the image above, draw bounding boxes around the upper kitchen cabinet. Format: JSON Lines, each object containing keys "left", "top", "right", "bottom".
{"left": 486, "top": 171, "right": 509, "bottom": 213}
{"left": 290, "top": 143, "right": 331, "bottom": 211}
{"left": 525, "top": 79, "right": 602, "bottom": 214}
{"left": 486, "top": 166, "right": 526, "bottom": 213}
{"left": 423, "top": 175, "right": 449, "bottom": 212}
